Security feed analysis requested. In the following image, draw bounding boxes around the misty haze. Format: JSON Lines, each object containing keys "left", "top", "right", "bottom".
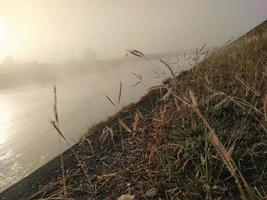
{"left": 0, "top": 1, "right": 266, "bottom": 199}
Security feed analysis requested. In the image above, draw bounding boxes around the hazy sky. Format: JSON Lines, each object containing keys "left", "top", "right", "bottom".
{"left": 0, "top": 0, "right": 266, "bottom": 62}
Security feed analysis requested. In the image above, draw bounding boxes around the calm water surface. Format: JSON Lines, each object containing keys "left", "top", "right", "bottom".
{"left": 0, "top": 56, "right": 192, "bottom": 192}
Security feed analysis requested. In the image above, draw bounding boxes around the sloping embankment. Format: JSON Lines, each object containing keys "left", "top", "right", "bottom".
{"left": 1, "top": 20, "right": 267, "bottom": 200}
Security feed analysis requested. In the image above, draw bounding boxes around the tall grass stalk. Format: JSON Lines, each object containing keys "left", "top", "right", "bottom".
{"left": 51, "top": 83, "right": 67, "bottom": 199}
{"left": 51, "top": 83, "right": 90, "bottom": 198}
{"left": 184, "top": 90, "right": 258, "bottom": 200}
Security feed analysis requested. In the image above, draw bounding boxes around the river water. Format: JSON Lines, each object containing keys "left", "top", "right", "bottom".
{"left": 0, "top": 55, "right": 192, "bottom": 192}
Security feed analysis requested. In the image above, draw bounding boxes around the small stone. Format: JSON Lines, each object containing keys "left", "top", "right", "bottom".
{"left": 118, "top": 194, "right": 135, "bottom": 200}
{"left": 145, "top": 187, "right": 158, "bottom": 198}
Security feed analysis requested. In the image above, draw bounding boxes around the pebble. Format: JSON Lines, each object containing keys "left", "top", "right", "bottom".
{"left": 118, "top": 194, "right": 135, "bottom": 200}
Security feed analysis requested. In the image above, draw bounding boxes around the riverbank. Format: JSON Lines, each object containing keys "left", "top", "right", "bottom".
{"left": 1, "top": 20, "right": 266, "bottom": 200}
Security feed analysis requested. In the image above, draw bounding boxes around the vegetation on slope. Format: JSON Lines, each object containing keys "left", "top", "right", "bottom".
{"left": 2, "top": 21, "right": 266, "bottom": 200}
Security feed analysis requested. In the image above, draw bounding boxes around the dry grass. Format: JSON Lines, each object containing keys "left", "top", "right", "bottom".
{"left": 11, "top": 20, "right": 267, "bottom": 200}
{"left": 105, "top": 81, "right": 123, "bottom": 107}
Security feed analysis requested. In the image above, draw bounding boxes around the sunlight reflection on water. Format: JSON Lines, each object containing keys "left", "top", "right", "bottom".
{"left": 0, "top": 54, "right": 194, "bottom": 192}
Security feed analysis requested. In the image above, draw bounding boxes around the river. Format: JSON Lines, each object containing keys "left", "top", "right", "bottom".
{"left": 0, "top": 54, "right": 192, "bottom": 192}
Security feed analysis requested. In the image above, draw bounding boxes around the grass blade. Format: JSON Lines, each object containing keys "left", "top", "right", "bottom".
{"left": 127, "top": 49, "right": 145, "bottom": 57}
{"left": 224, "top": 38, "right": 233, "bottom": 46}
{"left": 131, "top": 72, "right": 142, "bottom": 81}
{"left": 160, "top": 59, "right": 175, "bottom": 79}
{"left": 53, "top": 83, "right": 59, "bottom": 125}
{"left": 199, "top": 43, "right": 206, "bottom": 54}
{"left": 264, "top": 94, "right": 267, "bottom": 122}
{"left": 105, "top": 95, "right": 116, "bottom": 107}
{"left": 117, "top": 81, "right": 122, "bottom": 105}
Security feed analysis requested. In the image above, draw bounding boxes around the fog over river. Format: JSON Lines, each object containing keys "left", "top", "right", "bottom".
{"left": 0, "top": 53, "right": 194, "bottom": 192}
{"left": 0, "top": 0, "right": 266, "bottom": 194}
